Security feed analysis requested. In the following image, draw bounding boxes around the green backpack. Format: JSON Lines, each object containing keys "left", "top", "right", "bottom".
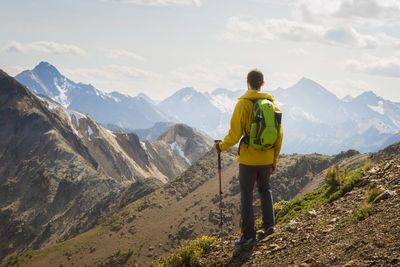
{"left": 245, "top": 98, "right": 282, "bottom": 150}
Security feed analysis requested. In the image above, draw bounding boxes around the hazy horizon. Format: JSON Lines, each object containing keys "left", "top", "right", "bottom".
{"left": 2, "top": 0, "right": 400, "bottom": 101}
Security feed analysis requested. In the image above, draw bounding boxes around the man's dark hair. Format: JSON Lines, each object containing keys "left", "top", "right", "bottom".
{"left": 247, "top": 69, "right": 264, "bottom": 90}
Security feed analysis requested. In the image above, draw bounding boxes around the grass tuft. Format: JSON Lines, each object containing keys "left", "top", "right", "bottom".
{"left": 353, "top": 203, "right": 373, "bottom": 221}
{"left": 365, "top": 187, "right": 384, "bottom": 203}
{"left": 150, "top": 236, "right": 216, "bottom": 267}
{"left": 100, "top": 248, "right": 134, "bottom": 267}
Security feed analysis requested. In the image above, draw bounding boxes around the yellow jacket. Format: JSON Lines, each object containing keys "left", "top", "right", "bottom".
{"left": 218, "top": 90, "right": 283, "bottom": 166}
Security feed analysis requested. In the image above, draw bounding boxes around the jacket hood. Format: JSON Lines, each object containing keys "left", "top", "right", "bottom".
{"left": 238, "top": 90, "right": 275, "bottom": 102}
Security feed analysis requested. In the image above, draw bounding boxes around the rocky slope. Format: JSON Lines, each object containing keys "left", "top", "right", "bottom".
{"left": 0, "top": 70, "right": 211, "bottom": 262}
{"left": 1, "top": 143, "right": 370, "bottom": 266}
{"left": 199, "top": 143, "right": 400, "bottom": 266}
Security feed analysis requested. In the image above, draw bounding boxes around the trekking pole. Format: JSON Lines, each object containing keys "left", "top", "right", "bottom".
{"left": 214, "top": 140, "right": 223, "bottom": 249}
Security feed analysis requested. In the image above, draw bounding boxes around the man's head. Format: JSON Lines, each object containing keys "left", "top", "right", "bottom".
{"left": 247, "top": 69, "right": 264, "bottom": 90}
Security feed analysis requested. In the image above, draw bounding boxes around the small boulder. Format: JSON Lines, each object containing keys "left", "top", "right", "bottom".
{"left": 373, "top": 190, "right": 397, "bottom": 203}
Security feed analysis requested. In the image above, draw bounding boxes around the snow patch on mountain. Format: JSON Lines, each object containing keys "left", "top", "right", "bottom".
{"left": 88, "top": 125, "right": 93, "bottom": 141}
{"left": 368, "top": 101, "right": 385, "bottom": 115}
{"left": 170, "top": 142, "right": 191, "bottom": 165}
{"left": 105, "top": 129, "right": 116, "bottom": 138}
{"left": 88, "top": 125, "right": 93, "bottom": 136}
{"left": 141, "top": 141, "right": 147, "bottom": 152}
{"left": 207, "top": 93, "right": 236, "bottom": 113}
{"left": 63, "top": 109, "right": 87, "bottom": 135}
{"left": 37, "top": 96, "right": 59, "bottom": 109}
{"left": 288, "top": 106, "right": 320, "bottom": 122}
{"left": 53, "top": 77, "right": 71, "bottom": 107}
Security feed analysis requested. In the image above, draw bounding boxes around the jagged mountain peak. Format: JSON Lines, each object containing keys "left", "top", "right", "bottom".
{"left": 163, "top": 87, "right": 204, "bottom": 102}
{"left": 289, "top": 77, "right": 336, "bottom": 97}
{"left": 342, "top": 94, "right": 354, "bottom": 102}
{"left": 136, "top": 92, "right": 156, "bottom": 104}
{"left": 354, "top": 90, "right": 382, "bottom": 104}
{"left": 156, "top": 123, "right": 213, "bottom": 165}
{"left": 33, "top": 61, "right": 61, "bottom": 75}
{"left": 157, "top": 123, "right": 196, "bottom": 142}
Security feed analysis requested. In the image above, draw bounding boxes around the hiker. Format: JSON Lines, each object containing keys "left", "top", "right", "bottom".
{"left": 213, "top": 69, "right": 283, "bottom": 245}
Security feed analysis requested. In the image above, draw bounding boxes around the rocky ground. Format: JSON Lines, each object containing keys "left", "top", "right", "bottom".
{"left": 200, "top": 156, "right": 400, "bottom": 266}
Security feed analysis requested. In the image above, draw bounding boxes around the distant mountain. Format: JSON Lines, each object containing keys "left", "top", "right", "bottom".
{"left": 157, "top": 123, "right": 214, "bottom": 164}
{"left": 271, "top": 78, "right": 400, "bottom": 154}
{"left": 0, "top": 70, "right": 212, "bottom": 261}
{"left": 15, "top": 62, "right": 172, "bottom": 129}
{"left": 157, "top": 87, "right": 242, "bottom": 138}
{"left": 136, "top": 92, "right": 159, "bottom": 105}
{"left": 107, "top": 121, "right": 175, "bottom": 141}
{"left": 158, "top": 87, "right": 223, "bottom": 134}
{"left": 342, "top": 95, "right": 354, "bottom": 102}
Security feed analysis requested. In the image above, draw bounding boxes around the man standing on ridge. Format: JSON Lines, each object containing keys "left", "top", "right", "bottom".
{"left": 213, "top": 69, "right": 283, "bottom": 246}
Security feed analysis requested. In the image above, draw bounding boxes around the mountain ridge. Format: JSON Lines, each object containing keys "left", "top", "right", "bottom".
{"left": 0, "top": 70, "right": 212, "bottom": 262}
{"left": 14, "top": 62, "right": 400, "bottom": 154}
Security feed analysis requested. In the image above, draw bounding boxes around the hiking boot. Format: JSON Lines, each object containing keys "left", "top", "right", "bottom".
{"left": 265, "top": 227, "right": 275, "bottom": 235}
{"left": 258, "top": 227, "right": 275, "bottom": 239}
{"left": 235, "top": 236, "right": 256, "bottom": 246}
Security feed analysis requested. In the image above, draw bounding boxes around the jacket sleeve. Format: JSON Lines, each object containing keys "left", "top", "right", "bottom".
{"left": 218, "top": 100, "right": 245, "bottom": 151}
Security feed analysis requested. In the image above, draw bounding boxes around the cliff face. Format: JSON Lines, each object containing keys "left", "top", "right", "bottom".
{"left": 0, "top": 70, "right": 212, "bottom": 261}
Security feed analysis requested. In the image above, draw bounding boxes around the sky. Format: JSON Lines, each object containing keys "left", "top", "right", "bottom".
{"left": 1, "top": 0, "right": 400, "bottom": 102}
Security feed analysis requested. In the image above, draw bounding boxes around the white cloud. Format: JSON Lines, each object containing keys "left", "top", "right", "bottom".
{"left": 265, "top": 72, "right": 302, "bottom": 91}
{"left": 108, "top": 49, "right": 145, "bottom": 61}
{"left": 224, "top": 0, "right": 400, "bottom": 49}
{"left": 334, "top": 0, "right": 400, "bottom": 21}
{"left": 344, "top": 56, "right": 400, "bottom": 78}
{"left": 293, "top": 0, "right": 400, "bottom": 25}
{"left": 4, "top": 41, "right": 86, "bottom": 56}
{"left": 168, "top": 61, "right": 250, "bottom": 91}
{"left": 1, "top": 65, "right": 26, "bottom": 76}
{"left": 63, "top": 64, "right": 159, "bottom": 95}
{"left": 103, "top": 0, "right": 201, "bottom": 6}
{"left": 224, "top": 16, "right": 381, "bottom": 49}
{"left": 68, "top": 65, "right": 156, "bottom": 81}
{"left": 288, "top": 48, "right": 310, "bottom": 56}
{"left": 321, "top": 79, "right": 372, "bottom": 99}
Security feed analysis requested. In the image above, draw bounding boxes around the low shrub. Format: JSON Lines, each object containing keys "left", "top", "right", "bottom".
{"left": 151, "top": 236, "right": 216, "bottom": 267}
{"left": 353, "top": 203, "right": 372, "bottom": 221}
{"left": 101, "top": 249, "right": 134, "bottom": 266}
{"left": 365, "top": 187, "right": 384, "bottom": 203}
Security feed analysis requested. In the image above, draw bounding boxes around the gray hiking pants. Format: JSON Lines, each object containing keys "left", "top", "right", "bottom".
{"left": 239, "top": 164, "right": 275, "bottom": 239}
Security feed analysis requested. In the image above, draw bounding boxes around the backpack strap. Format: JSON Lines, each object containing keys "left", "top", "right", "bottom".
{"left": 237, "top": 99, "right": 256, "bottom": 156}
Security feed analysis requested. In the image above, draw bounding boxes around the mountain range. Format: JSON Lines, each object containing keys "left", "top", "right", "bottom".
{"left": 15, "top": 62, "right": 400, "bottom": 154}
{"left": 15, "top": 62, "right": 171, "bottom": 129}
{"left": 0, "top": 69, "right": 212, "bottom": 261}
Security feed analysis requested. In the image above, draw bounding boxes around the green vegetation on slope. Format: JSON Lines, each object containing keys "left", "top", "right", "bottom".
{"left": 150, "top": 236, "right": 216, "bottom": 267}
{"left": 255, "top": 163, "right": 370, "bottom": 229}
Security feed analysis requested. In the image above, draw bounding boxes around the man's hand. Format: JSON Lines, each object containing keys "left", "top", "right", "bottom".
{"left": 270, "top": 165, "right": 276, "bottom": 175}
{"left": 213, "top": 143, "right": 219, "bottom": 154}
